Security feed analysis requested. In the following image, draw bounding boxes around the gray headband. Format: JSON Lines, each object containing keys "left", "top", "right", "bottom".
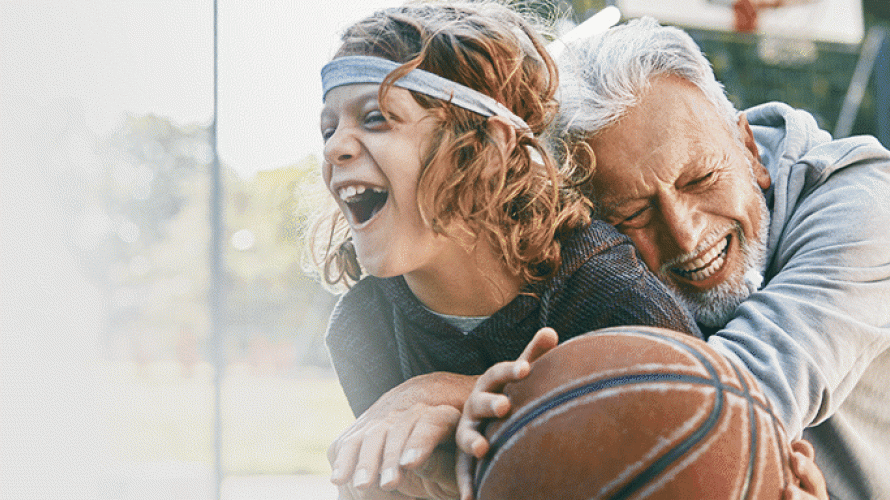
{"left": 321, "top": 55, "right": 530, "bottom": 132}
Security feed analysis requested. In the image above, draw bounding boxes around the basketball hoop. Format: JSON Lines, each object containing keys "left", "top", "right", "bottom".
{"left": 733, "top": 0, "right": 819, "bottom": 33}
{"left": 617, "top": 0, "right": 864, "bottom": 45}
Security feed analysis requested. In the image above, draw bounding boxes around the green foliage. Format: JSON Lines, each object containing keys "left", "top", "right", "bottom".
{"left": 226, "top": 157, "right": 337, "bottom": 367}
{"left": 565, "top": 0, "right": 610, "bottom": 22}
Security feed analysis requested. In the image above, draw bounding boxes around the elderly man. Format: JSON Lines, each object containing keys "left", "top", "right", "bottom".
{"left": 552, "top": 17, "right": 890, "bottom": 499}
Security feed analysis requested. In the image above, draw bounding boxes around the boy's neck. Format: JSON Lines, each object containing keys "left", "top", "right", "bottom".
{"left": 403, "top": 242, "right": 523, "bottom": 317}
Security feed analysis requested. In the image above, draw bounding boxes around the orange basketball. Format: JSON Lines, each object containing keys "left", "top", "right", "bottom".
{"left": 474, "top": 326, "right": 793, "bottom": 500}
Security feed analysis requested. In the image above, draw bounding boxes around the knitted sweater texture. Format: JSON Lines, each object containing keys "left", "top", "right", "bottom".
{"left": 326, "top": 221, "right": 701, "bottom": 416}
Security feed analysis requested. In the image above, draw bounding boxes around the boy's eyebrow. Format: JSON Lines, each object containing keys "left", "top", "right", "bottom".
{"left": 320, "top": 88, "right": 380, "bottom": 122}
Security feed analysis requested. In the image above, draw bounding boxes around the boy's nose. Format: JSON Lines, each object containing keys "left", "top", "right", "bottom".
{"left": 324, "top": 128, "right": 360, "bottom": 166}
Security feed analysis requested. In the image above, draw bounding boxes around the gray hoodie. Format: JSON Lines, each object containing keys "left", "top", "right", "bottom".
{"left": 708, "top": 102, "right": 890, "bottom": 499}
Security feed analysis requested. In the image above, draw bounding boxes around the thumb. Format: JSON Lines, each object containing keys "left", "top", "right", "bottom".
{"left": 518, "top": 327, "right": 559, "bottom": 365}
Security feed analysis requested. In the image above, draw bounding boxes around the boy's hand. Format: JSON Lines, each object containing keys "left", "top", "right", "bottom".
{"left": 783, "top": 439, "right": 828, "bottom": 500}
{"left": 455, "top": 327, "right": 559, "bottom": 500}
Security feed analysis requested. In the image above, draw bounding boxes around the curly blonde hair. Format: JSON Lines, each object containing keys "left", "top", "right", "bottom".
{"left": 308, "top": 1, "right": 593, "bottom": 289}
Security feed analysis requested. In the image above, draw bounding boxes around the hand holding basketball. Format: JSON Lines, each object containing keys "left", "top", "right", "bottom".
{"left": 455, "top": 327, "right": 558, "bottom": 500}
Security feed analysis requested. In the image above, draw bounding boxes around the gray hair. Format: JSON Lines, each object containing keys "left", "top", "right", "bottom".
{"left": 553, "top": 17, "right": 739, "bottom": 142}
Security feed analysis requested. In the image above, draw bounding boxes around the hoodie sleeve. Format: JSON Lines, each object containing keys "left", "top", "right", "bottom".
{"left": 707, "top": 124, "right": 890, "bottom": 440}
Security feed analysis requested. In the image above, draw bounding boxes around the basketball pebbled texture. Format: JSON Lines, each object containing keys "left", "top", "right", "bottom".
{"left": 474, "top": 326, "right": 793, "bottom": 500}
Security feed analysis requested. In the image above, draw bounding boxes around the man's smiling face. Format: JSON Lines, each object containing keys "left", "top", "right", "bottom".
{"left": 589, "top": 75, "right": 772, "bottom": 326}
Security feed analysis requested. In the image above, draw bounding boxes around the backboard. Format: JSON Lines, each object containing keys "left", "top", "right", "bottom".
{"left": 616, "top": 0, "right": 864, "bottom": 45}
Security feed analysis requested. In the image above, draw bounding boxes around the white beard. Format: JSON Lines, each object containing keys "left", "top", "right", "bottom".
{"left": 667, "top": 193, "right": 770, "bottom": 328}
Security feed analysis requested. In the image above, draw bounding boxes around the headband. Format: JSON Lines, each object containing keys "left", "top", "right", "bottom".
{"left": 321, "top": 55, "right": 530, "bottom": 132}
{"left": 319, "top": 7, "right": 622, "bottom": 134}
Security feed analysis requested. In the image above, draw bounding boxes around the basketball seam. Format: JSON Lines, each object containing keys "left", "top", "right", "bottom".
{"left": 727, "top": 356, "right": 758, "bottom": 500}
{"left": 474, "top": 371, "right": 735, "bottom": 496}
{"left": 634, "top": 394, "right": 751, "bottom": 500}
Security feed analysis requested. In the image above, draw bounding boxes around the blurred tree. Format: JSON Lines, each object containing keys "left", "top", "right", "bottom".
{"left": 58, "top": 114, "right": 212, "bottom": 364}
{"left": 565, "top": 0, "right": 611, "bottom": 21}
{"left": 61, "top": 114, "right": 336, "bottom": 372}
{"left": 226, "top": 157, "right": 337, "bottom": 371}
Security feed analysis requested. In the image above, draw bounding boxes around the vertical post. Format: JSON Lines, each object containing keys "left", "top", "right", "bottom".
{"left": 875, "top": 27, "right": 890, "bottom": 148}
{"left": 210, "top": 0, "right": 225, "bottom": 498}
{"left": 834, "top": 27, "right": 885, "bottom": 139}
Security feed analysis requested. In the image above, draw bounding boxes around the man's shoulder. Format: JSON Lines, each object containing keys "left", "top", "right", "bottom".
{"left": 777, "top": 133, "right": 890, "bottom": 204}
{"left": 751, "top": 101, "right": 890, "bottom": 228}
{"left": 747, "top": 102, "right": 890, "bottom": 182}
{"left": 765, "top": 134, "right": 890, "bottom": 277}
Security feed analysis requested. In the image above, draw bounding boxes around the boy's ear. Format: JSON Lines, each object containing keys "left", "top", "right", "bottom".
{"left": 790, "top": 439, "right": 816, "bottom": 460}
{"left": 486, "top": 115, "right": 518, "bottom": 164}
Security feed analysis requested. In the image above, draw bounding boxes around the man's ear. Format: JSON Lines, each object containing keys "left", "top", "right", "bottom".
{"left": 737, "top": 112, "right": 771, "bottom": 190}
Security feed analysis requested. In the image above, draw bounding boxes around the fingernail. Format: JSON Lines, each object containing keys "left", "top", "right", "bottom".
{"left": 514, "top": 361, "right": 529, "bottom": 378}
{"left": 380, "top": 467, "right": 395, "bottom": 487}
{"left": 400, "top": 448, "right": 419, "bottom": 466}
{"left": 473, "top": 437, "right": 487, "bottom": 457}
{"left": 330, "top": 467, "right": 342, "bottom": 482}
{"left": 352, "top": 469, "right": 369, "bottom": 488}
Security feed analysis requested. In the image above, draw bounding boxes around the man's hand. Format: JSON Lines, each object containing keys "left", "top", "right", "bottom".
{"left": 329, "top": 372, "right": 476, "bottom": 498}
{"left": 455, "top": 327, "right": 559, "bottom": 500}
{"left": 337, "top": 445, "right": 459, "bottom": 499}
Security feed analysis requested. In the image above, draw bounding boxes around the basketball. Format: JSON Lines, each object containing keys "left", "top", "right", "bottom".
{"left": 473, "top": 326, "right": 793, "bottom": 500}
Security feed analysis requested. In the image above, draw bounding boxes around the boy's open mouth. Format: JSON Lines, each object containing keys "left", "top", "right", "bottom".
{"left": 339, "top": 185, "right": 389, "bottom": 224}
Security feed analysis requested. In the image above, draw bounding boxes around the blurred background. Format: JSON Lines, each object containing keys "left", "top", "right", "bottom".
{"left": 0, "top": 0, "right": 887, "bottom": 499}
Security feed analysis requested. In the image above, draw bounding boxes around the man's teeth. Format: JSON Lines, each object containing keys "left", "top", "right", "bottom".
{"left": 675, "top": 236, "right": 729, "bottom": 281}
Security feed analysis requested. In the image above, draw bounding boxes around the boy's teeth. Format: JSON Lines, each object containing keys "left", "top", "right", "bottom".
{"left": 339, "top": 185, "right": 362, "bottom": 201}
{"left": 339, "top": 185, "right": 385, "bottom": 201}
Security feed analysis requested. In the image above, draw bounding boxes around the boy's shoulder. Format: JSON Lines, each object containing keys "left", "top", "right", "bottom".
{"left": 328, "top": 276, "right": 389, "bottom": 336}
{"left": 557, "top": 221, "right": 638, "bottom": 277}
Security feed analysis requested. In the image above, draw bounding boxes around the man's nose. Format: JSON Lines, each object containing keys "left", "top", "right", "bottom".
{"left": 659, "top": 197, "right": 707, "bottom": 256}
